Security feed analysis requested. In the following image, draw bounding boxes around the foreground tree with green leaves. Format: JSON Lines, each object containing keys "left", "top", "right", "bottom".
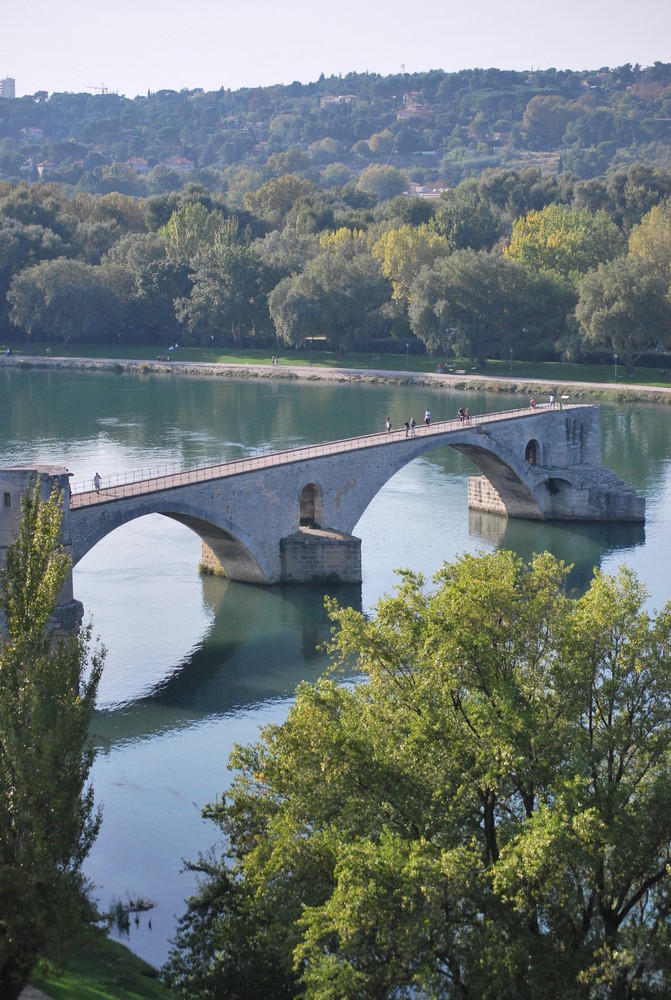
{"left": 164, "top": 550, "right": 671, "bottom": 999}
{"left": 0, "top": 480, "right": 104, "bottom": 1000}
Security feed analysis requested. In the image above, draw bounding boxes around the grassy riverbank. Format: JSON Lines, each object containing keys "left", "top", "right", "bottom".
{"left": 29, "top": 934, "right": 175, "bottom": 1000}
{"left": 3, "top": 340, "right": 671, "bottom": 389}
{"left": 3, "top": 343, "right": 671, "bottom": 406}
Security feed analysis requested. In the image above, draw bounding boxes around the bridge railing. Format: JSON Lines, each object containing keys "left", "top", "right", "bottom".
{"left": 69, "top": 401, "right": 583, "bottom": 506}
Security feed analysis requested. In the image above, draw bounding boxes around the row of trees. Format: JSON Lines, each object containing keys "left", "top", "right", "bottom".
{"left": 163, "top": 550, "right": 671, "bottom": 998}
{"left": 3, "top": 163, "right": 671, "bottom": 371}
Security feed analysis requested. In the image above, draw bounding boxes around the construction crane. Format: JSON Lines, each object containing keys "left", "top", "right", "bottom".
{"left": 86, "top": 82, "right": 109, "bottom": 94}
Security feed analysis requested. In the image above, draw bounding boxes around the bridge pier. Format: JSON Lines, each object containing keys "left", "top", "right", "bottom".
{"left": 280, "top": 529, "right": 362, "bottom": 584}
{"left": 467, "top": 466, "right": 645, "bottom": 522}
{"left": 201, "top": 529, "right": 362, "bottom": 585}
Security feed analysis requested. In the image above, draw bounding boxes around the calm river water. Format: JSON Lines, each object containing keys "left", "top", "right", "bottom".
{"left": 2, "top": 365, "right": 671, "bottom": 968}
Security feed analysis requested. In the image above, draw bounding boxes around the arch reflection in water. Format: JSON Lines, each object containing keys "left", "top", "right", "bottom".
{"left": 92, "top": 574, "right": 362, "bottom": 749}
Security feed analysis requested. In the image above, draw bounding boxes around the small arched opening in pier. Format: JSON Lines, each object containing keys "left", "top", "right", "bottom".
{"left": 525, "top": 439, "right": 540, "bottom": 466}
{"left": 300, "top": 483, "right": 322, "bottom": 528}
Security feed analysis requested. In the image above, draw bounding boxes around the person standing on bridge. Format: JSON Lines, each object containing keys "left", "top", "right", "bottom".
{"left": 404, "top": 418, "right": 410, "bottom": 437}
{"left": 424, "top": 409, "right": 431, "bottom": 425}
{"left": 386, "top": 416, "right": 392, "bottom": 433}
{"left": 93, "top": 472, "right": 101, "bottom": 494}
{"left": 410, "top": 417, "right": 416, "bottom": 437}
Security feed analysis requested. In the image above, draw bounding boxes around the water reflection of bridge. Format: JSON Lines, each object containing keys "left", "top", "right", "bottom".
{"left": 90, "top": 518, "right": 646, "bottom": 749}
{"left": 91, "top": 574, "right": 362, "bottom": 747}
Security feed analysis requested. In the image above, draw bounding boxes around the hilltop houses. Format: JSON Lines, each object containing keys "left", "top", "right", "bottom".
{"left": 162, "top": 155, "right": 195, "bottom": 171}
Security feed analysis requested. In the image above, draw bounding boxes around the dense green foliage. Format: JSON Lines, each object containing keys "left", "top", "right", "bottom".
{"left": 0, "top": 481, "right": 104, "bottom": 1000}
{"left": 163, "top": 551, "right": 671, "bottom": 999}
{"left": 2, "top": 64, "right": 671, "bottom": 192}
{"left": 2, "top": 63, "right": 671, "bottom": 369}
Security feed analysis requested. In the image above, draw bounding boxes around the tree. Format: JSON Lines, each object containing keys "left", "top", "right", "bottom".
{"left": 522, "top": 95, "right": 574, "bottom": 149}
{"left": 104, "top": 232, "right": 189, "bottom": 341}
{"left": 268, "top": 240, "right": 389, "bottom": 349}
{"left": 575, "top": 253, "right": 671, "bottom": 372}
{"left": 159, "top": 202, "right": 226, "bottom": 262}
{"left": 0, "top": 479, "right": 103, "bottom": 1000}
{"left": 356, "top": 164, "right": 408, "bottom": 202}
{"left": 431, "top": 181, "right": 502, "bottom": 252}
{"left": 243, "top": 174, "right": 316, "bottom": 229}
{"left": 0, "top": 218, "right": 66, "bottom": 336}
{"left": 505, "top": 203, "right": 626, "bottom": 280}
{"left": 163, "top": 551, "right": 671, "bottom": 998}
{"left": 254, "top": 228, "right": 320, "bottom": 284}
{"left": 408, "top": 249, "right": 532, "bottom": 361}
{"left": 7, "top": 258, "right": 128, "bottom": 343}
{"left": 177, "top": 226, "right": 272, "bottom": 344}
{"left": 372, "top": 223, "right": 450, "bottom": 308}
{"left": 628, "top": 199, "right": 671, "bottom": 288}
{"left": 605, "top": 165, "right": 671, "bottom": 233}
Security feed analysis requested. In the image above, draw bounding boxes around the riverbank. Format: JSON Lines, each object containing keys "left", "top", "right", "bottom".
{"left": 25, "top": 934, "right": 175, "bottom": 1000}
{"left": 3, "top": 354, "right": 671, "bottom": 405}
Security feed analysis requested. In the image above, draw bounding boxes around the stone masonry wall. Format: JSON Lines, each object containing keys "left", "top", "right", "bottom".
{"left": 467, "top": 476, "right": 508, "bottom": 516}
{"left": 280, "top": 529, "right": 362, "bottom": 584}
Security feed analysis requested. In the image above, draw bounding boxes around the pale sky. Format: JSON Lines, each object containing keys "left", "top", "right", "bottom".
{"left": 2, "top": 0, "right": 670, "bottom": 99}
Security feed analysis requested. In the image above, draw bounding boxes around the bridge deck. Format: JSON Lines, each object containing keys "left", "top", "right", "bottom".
{"left": 70, "top": 402, "right": 583, "bottom": 508}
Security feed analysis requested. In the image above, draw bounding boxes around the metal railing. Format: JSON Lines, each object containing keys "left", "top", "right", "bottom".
{"left": 70, "top": 402, "right": 584, "bottom": 507}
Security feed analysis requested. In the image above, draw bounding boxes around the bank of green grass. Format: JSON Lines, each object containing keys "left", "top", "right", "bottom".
{"left": 4, "top": 341, "right": 671, "bottom": 388}
{"left": 30, "top": 933, "right": 175, "bottom": 1000}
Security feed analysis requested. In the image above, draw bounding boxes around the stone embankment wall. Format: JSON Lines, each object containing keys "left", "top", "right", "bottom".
{"left": 3, "top": 353, "right": 671, "bottom": 406}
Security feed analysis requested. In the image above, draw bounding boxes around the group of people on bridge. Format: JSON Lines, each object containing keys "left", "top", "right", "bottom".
{"left": 386, "top": 404, "right": 474, "bottom": 437}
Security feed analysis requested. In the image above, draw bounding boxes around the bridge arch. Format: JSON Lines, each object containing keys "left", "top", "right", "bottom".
{"left": 332, "top": 434, "right": 548, "bottom": 529}
{"left": 71, "top": 498, "right": 272, "bottom": 584}
{"left": 432, "top": 441, "right": 545, "bottom": 521}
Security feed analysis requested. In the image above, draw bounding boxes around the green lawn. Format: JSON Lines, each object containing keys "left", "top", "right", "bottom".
{"left": 30, "top": 933, "right": 175, "bottom": 999}
{"left": 3, "top": 341, "right": 671, "bottom": 388}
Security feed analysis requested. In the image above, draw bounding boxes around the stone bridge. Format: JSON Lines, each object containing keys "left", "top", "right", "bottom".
{"left": 0, "top": 404, "right": 645, "bottom": 623}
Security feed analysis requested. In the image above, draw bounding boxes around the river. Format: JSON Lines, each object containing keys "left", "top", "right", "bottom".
{"left": 2, "top": 365, "right": 671, "bottom": 968}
